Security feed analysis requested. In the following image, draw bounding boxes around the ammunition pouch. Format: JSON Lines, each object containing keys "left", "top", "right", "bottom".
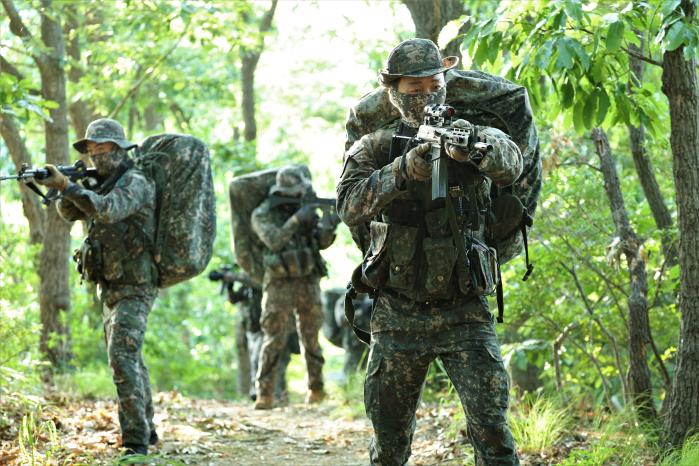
{"left": 73, "top": 237, "right": 102, "bottom": 283}
{"left": 263, "top": 246, "right": 317, "bottom": 279}
{"left": 361, "top": 221, "right": 389, "bottom": 289}
{"left": 466, "top": 237, "right": 498, "bottom": 296}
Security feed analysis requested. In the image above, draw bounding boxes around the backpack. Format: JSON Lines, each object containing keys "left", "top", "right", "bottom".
{"left": 134, "top": 133, "right": 216, "bottom": 288}
{"left": 228, "top": 165, "right": 312, "bottom": 285}
{"left": 345, "top": 69, "right": 542, "bottom": 266}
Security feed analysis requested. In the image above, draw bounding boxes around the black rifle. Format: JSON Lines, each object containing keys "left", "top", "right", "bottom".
{"left": 208, "top": 266, "right": 260, "bottom": 295}
{"left": 268, "top": 192, "right": 336, "bottom": 210}
{"left": 415, "top": 104, "right": 493, "bottom": 200}
{"left": 0, "top": 160, "right": 100, "bottom": 205}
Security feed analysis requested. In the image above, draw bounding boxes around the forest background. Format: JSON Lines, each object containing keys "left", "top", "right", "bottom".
{"left": 1, "top": 0, "right": 699, "bottom": 464}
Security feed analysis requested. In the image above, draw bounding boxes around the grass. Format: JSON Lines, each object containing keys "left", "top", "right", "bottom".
{"left": 54, "top": 365, "right": 115, "bottom": 399}
{"left": 658, "top": 434, "right": 699, "bottom": 466}
{"left": 509, "top": 395, "right": 570, "bottom": 455}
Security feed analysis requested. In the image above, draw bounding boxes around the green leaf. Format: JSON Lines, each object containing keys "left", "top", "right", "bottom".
{"left": 438, "top": 17, "right": 469, "bottom": 50}
{"left": 590, "top": 59, "right": 606, "bottom": 83}
{"left": 606, "top": 21, "right": 625, "bottom": 52}
{"left": 573, "top": 97, "right": 586, "bottom": 134}
{"left": 596, "top": 89, "right": 611, "bottom": 123}
{"left": 583, "top": 92, "right": 597, "bottom": 129}
{"left": 665, "top": 21, "right": 689, "bottom": 51}
{"left": 561, "top": 80, "right": 575, "bottom": 108}
{"left": 556, "top": 38, "right": 574, "bottom": 70}
{"left": 564, "top": 1, "right": 584, "bottom": 23}
{"left": 474, "top": 36, "right": 490, "bottom": 66}
{"left": 661, "top": 0, "right": 682, "bottom": 18}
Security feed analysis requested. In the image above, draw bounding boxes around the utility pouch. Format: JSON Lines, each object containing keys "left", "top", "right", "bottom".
{"left": 423, "top": 236, "right": 457, "bottom": 297}
{"left": 467, "top": 238, "right": 498, "bottom": 296}
{"left": 386, "top": 224, "right": 419, "bottom": 291}
{"left": 425, "top": 207, "right": 449, "bottom": 238}
{"left": 263, "top": 253, "right": 289, "bottom": 279}
{"left": 74, "top": 237, "right": 103, "bottom": 283}
{"left": 361, "top": 221, "right": 390, "bottom": 289}
{"left": 280, "top": 247, "right": 316, "bottom": 278}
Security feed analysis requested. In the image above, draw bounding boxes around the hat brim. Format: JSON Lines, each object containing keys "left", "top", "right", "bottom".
{"left": 269, "top": 184, "right": 307, "bottom": 197}
{"left": 379, "top": 56, "right": 459, "bottom": 81}
{"left": 73, "top": 137, "right": 137, "bottom": 154}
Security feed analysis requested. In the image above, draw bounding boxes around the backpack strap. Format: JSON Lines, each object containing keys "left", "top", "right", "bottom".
{"left": 521, "top": 210, "right": 534, "bottom": 281}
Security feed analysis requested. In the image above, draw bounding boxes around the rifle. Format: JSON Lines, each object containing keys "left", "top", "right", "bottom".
{"left": 0, "top": 160, "right": 100, "bottom": 205}
{"left": 208, "top": 266, "right": 260, "bottom": 295}
{"left": 415, "top": 104, "right": 493, "bottom": 200}
{"left": 269, "top": 192, "right": 340, "bottom": 228}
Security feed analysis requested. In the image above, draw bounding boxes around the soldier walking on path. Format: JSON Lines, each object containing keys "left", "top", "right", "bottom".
{"left": 36, "top": 119, "right": 159, "bottom": 458}
{"left": 251, "top": 165, "right": 338, "bottom": 409}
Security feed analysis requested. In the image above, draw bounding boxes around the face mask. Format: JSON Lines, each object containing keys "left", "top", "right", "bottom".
{"left": 89, "top": 148, "right": 126, "bottom": 177}
{"left": 388, "top": 86, "right": 447, "bottom": 128}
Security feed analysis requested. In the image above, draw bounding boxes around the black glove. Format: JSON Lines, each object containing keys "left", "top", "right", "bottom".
{"left": 295, "top": 204, "right": 316, "bottom": 224}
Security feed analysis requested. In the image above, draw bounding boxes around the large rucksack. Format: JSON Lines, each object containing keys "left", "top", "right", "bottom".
{"left": 135, "top": 133, "right": 216, "bottom": 288}
{"left": 345, "top": 69, "right": 542, "bottom": 265}
{"left": 228, "top": 165, "right": 312, "bottom": 285}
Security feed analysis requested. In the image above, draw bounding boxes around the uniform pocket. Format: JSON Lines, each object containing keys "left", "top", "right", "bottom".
{"left": 263, "top": 253, "right": 288, "bottom": 278}
{"left": 280, "top": 247, "right": 316, "bottom": 278}
{"left": 423, "top": 236, "right": 457, "bottom": 297}
{"left": 364, "top": 346, "right": 383, "bottom": 416}
{"left": 425, "top": 207, "right": 449, "bottom": 238}
{"left": 468, "top": 239, "right": 498, "bottom": 296}
{"left": 362, "top": 221, "right": 390, "bottom": 289}
{"left": 387, "top": 224, "right": 419, "bottom": 290}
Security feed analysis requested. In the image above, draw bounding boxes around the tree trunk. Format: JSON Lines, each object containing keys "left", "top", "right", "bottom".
{"left": 592, "top": 128, "right": 656, "bottom": 422}
{"left": 0, "top": 115, "right": 46, "bottom": 244}
{"left": 37, "top": 0, "right": 73, "bottom": 371}
{"left": 241, "top": 51, "right": 259, "bottom": 142}
{"left": 627, "top": 41, "right": 677, "bottom": 266}
{"left": 401, "top": 0, "right": 466, "bottom": 65}
{"left": 661, "top": 0, "right": 699, "bottom": 447}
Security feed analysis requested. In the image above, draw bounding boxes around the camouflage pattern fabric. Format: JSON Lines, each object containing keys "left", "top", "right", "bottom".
{"left": 57, "top": 162, "right": 159, "bottom": 449}
{"left": 136, "top": 134, "right": 216, "bottom": 288}
{"left": 256, "top": 279, "right": 325, "bottom": 397}
{"left": 344, "top": 69, "right": 541, "bottom": 264}
{"left": 365, "top": 321, "right": 519, "bottom": 465}
{"left": 334, "top": 294, "right": 371, "bottom": 375}
{"left": 73, "top": 118, "right": 137, "bottom": 153}
{"left": 247, "top": 321, "right": 296, "bottom": 402}
{"left": 102, "top": 288, "right": 158, "bottom": 447}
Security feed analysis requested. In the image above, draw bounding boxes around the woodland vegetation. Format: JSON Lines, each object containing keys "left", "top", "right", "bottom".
{"left": 1, "top": 1, "right": 699, "bottom": 464}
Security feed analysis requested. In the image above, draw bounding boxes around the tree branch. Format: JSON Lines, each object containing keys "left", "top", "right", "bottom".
{"left": 1, "top": 0, "right": 32, "bottom": 41}
{"left": 0, "top": 52, "right": 24, "bottom": 80}
{"left": 107, "top": 26, "right": 188, "bottom": 119}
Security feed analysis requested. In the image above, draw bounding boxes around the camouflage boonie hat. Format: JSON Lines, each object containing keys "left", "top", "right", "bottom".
{"left": 73, "top": 118, "right": 137, "bottom": 153}
{"left": 269, "top": 165, "right": 311, "bottom": 197}
{"left": 379, "top": 38, "right": 459, "bottom": 86}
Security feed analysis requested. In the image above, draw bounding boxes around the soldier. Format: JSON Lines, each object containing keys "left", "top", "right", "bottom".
{"left": 36, "top": 119, "right": 159, "bottom": 458}
{"left": 215, "top": 268, "right": 299, "bottom": 403}
{"left": 251, "top": 165, "right": 336, "bottom": 409}
{"left": 337, "top": 39, "right": 523, "bottom": 465}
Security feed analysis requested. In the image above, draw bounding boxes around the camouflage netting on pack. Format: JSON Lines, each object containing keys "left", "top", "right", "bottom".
{"left": 229, "top": 165, "right": 312, "bottom": 285}
{"left": 345, "top": 69, "right": 541, "bottom": 264}
{"left": 136, "top": 134, "right": 216, "bottom": 288}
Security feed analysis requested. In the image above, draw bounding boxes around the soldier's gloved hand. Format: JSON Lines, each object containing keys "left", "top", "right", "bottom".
{"left": 35, "top": 164, "right": 69, "bottom": 191}
{"left": 294, "top": 204, "right": 317, "bottom": 224}
{"left": 404, "top": 142, "right": 432, "bottom": 181}
{"left": 445, "top": 119, "right": 473, "bottom": 163}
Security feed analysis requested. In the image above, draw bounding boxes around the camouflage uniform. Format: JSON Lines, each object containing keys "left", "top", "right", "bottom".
{"left": 252, "top": 166, "right": 336, "bottom": 400}
{"left": 57, "top": 119, "right": 158, "bottom": 449}
{"left": 337, "top": 39, "right": 522, "bottom": 465}
{"left": 228, "top": 282, "right": 298, "bottom": 401}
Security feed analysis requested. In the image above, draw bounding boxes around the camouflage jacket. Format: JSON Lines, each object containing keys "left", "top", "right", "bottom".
{"left": 57, "top": 166, "right": 157, "bottom": 304}
{"left": 336, "top": 118, "right": 522, "bottom": 320}
{"left": 251, "top": 199, "right": 335, "bottom": 287}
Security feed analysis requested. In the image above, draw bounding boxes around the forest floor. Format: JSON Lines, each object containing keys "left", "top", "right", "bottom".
{"left": 0, "top": 388, "right": 592, "bottom": 466}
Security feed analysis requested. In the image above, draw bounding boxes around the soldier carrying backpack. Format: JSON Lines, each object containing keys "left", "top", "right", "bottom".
{"left": 35, "top": 118, "right": 215, "bottom": 459}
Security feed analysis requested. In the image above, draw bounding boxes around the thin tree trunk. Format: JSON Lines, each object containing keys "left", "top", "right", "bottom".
{"left": 627, "top": 41, "right": 677, "bottom": 266}
{"left": 592, "top": 128, "right": 656, "bottom": 422}
{"left": 37, "top": 0, "right": 73, "bottom": 371}
{"left": 0, "top": 114, "right": 46, "bottom": 244}
{"left": 661, "top": 0, "right": 699, "bottom": 447}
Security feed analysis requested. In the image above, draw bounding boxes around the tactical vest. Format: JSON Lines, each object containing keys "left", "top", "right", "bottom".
{"left": 360, "top": 123, "right": 498, "bottom": 304}
{"left": 262, "top": 206, "right": 328, "bottom": 281}
{"left": 76, "top": 165, "right": 156, "bottom": 287}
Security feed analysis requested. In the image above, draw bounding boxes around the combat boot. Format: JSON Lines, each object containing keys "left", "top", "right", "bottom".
{"left": 254, "top": 394, "right": 274, "bottom": 410}
{"left": 305, "top": 388, "right": 325, "bottom": 404}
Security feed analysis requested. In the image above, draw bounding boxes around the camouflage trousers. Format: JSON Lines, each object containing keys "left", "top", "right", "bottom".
{"left": 102, "top": 287, "right": 157, "bottom": 447}
{"left": 365, "top": 323, "right": 519, "bottom": 466}
{"left": 256, "top": 279, "right": 324, "bottom": 397}
{"left": 247, "top": 326, "right": 294, "bottom": 402}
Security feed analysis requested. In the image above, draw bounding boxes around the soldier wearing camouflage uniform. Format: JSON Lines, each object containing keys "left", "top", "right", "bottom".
{"left": 252, "top": 165, "right": 336, "bottom": 409}
{"left": 37, "top": 119, "right": 159, "bottom": 458}
{"left": 337, "top": 39, "right": 522, "bottom": 465}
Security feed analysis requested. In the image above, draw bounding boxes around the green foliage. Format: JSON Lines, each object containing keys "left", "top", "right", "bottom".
{"left": 509, "top": 396, "right": 570, "bottom": 454}
{"left": 18, "top": 411, "right": 59, "bottom": 466}
{"left": 659, "top": 434, "right": 699, "bottom": 466}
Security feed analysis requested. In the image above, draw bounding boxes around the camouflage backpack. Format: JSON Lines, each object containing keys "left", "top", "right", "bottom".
{"left": 228, "top": 165, "right": 312, "bottom": 285}
{"left": 345, "top": 69, "right": 542, "bottom": 266}
{"left": 134, "top": 134, "right": 216, "bottom": 288}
